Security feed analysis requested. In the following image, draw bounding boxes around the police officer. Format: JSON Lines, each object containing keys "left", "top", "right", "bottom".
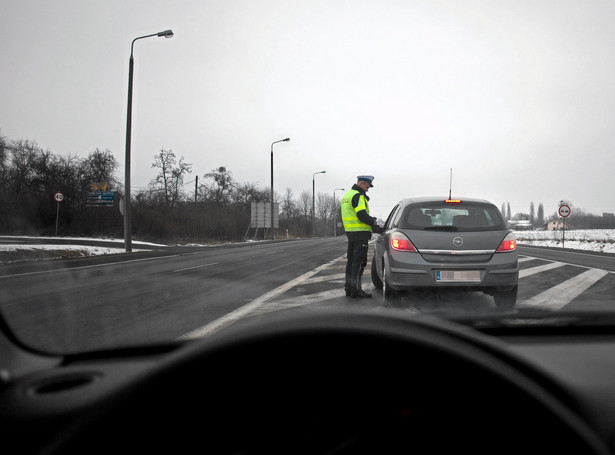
{"left": 341, "top": 175, "right": 382, "bottom": 298}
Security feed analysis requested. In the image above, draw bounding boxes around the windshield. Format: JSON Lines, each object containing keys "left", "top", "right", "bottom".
{"left": 0, "top": 0, "right": 614, "bottom": 355}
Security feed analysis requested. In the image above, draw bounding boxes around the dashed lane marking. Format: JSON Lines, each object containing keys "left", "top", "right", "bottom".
{"left": 173, "top": 262, "right": 219, "bottom": 273}
{"left": 0, "top": 254, "right": 181, "bottom": 279}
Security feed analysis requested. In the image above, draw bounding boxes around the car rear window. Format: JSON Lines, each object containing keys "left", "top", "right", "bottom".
{"left": 400, "top": 202, "right": 507, "bottom": 230}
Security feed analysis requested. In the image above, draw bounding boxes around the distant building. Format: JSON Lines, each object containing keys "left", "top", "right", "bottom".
{"left": 604, "top": 212, "right": 614, "bottom": 218}
{"left": 509, "top": 219, "right": 533, "bottom": 230}
{"left": 546, "top": 218, "right": 573, "bottom": 231}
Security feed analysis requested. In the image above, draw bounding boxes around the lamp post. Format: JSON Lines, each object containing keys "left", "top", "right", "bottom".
{"left": 333, "top": 188, "right": 345, "bottom": 237}
{"left": 312, "top": 170, "right": 326, "bottom": 237}
{"left": 270, "top": 138, "right": 290, "bottom": 240}
{"left": 124, "top": 29, "right": 174, "bottom": 253}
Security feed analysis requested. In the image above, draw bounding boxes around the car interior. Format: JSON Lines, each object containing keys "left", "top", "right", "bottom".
{"left": 1, "top": 306, "right": 615, "bottom": 454}
{"left": 408, "top": 209, "right": 433, "bottom": 227}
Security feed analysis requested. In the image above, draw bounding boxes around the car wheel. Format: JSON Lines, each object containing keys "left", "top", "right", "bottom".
{"left": 371, "top": 257, "right": 383, "bottom": 290}
{"left": 493, "top": 285, "right": 518, "bottom": 309}
{"left": 382, "top": 260, "right": 395, "bottom": 301}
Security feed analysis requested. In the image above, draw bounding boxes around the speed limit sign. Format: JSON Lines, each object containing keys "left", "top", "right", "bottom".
{"left": 558, "top": 204, "right": 571, "bottom": 217}
{"left": 54, "top": 192, "right": 64, "bottom": 203}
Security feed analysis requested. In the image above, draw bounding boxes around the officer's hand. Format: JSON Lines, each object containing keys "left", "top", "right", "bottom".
{"left": 373, "top": 224, "right": 383, "bottom": 234}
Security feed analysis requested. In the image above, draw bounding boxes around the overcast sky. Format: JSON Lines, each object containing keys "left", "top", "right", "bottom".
{"left": 2, "top": 0, "right": 614, "bottom": 220}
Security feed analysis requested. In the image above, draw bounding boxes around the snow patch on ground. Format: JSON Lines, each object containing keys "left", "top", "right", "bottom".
{"left": 513, "top": 229, "right": 615, "bottom": 254}
{"left": 0, "top": 244, "right": 145, "bottom": 255}
{"left": 0, "top": 236, "right": 165, "bottom": 262}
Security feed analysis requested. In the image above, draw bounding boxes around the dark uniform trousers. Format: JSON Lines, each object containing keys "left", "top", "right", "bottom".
{"left": 345, "top": 237, "right": 369, "bottom": 294}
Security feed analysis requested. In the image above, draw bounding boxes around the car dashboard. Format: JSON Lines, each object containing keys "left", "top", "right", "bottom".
{"left": 1, "top": 308, "right": 615, "bottom": 454}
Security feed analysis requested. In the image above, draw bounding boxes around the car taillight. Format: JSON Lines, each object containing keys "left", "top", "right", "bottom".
{"left": 390, "top": 232, "right": 417, "bottom": 252}
{"left": 445, "top": 199, "right": 462, "bottom": 204}
{"left": 496, "top": 233, "right": 517, "bottom": 252}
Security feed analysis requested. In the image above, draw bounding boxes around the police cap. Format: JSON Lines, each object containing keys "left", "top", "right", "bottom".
{"left": 357, "top": 175, "right": 374, "bottom": 187}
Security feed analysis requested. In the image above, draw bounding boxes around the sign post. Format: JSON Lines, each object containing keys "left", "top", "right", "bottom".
{"left": 54, "top": 192, "right": 64, "bottom": 236}
{"left": 558, "top": 204, "right": 571, "bottom": 248}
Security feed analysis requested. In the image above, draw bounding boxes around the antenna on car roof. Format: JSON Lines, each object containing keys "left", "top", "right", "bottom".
{"left": 448, "top": 168, "right": 453, "bottom": 199}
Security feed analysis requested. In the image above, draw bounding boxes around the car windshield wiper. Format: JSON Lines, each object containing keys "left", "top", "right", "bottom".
{"left": 423, "top": 225, "right": 459, "bottom": 231}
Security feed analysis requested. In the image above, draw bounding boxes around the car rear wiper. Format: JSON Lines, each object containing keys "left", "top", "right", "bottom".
{"left": 423, "top": 225, "right": 459, "bottom": 231}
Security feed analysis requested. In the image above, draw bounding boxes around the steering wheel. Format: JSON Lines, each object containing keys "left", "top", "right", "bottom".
{"left": 50, "top": 308, "right": 609, "bottom": 454}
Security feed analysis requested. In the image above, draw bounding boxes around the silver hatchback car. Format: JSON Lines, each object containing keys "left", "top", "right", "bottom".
{"left": 371, "top": 197, "right": 519, "bottom": 308}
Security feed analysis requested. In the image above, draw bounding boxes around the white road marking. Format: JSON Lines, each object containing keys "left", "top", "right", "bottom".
{"left": 173, "top": 262, "right": 219, "bottom": 272}
{"left": 271, "top": 288, "right": 348, "bottom": 305}
{"left": 177, "top": 254, "right": 346, "bottom": 339}
{"left": 179, "top": 249, "right": 612, "bottom": 339}
{"left": 253, "top": 282, "right": 386, "bottom": 316}
{"left": 520, "top": 252, "right": 615, "bottom": 274}
{"left": 519, "top": 261, "right": 565, "bottom": 279}
{"left": 0, "top": 254, "right": 181, "bottom": 279}
{"left": 252, "top": 289, "right": 349, "bottom": 315}
{"left": 303, "top": 273, "right": 345, "bottom": 284}
{"left": 518, "top": 268, "right": 609, "bottom": 310}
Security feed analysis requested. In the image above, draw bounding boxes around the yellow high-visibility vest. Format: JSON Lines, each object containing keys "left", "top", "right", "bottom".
{"left": 341, "top": 189, "right": 372, "bottom": 232}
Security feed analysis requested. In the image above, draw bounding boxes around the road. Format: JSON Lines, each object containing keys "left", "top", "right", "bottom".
{"left": 0, "top": 238, "right": 613, "bottom": 353}
{"left": 518, "top": 244, "right": 615, "bottom": 272}
{"left": 0, "top": 237, "right": 348, "bottom": 352}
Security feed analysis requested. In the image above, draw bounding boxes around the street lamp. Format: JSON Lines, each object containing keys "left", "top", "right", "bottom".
{"left": 270, "top": 138, "right": 290, "bottom": 240}
{"left": 333, "top": 188, "right": 345, "bottom": 237}
{"left": 312, "top": 170, "right": 326, "bottom": 237}
{"left": 124, "top": 29, "right": 174, "bottom": 253}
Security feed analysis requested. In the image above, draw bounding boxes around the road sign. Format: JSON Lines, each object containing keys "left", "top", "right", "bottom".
{"left": 54, "top": 192, "right": 64, "bottom": 202}
{"left": 558, "top": 204, "right": 571, "bottom": 217}
{"left": 87, "top": 190, "right": 115, "bottom": 207}
{"left": 250, "top": 202, "right": 279, "bottom": 228}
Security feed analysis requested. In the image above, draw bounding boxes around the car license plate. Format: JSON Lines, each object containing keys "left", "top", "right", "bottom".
{"left": 436, "top": 270, "right": 481, "bottom": 282}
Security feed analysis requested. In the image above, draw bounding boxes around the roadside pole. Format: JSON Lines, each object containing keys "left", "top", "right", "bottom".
{"left": 558, "top": 203, "right": 571, "bottom": 248}
{"left": 54, "top": 192, "right": 64, "bottom": 236}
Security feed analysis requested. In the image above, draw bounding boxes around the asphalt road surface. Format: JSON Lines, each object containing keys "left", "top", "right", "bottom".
{"left": 0, "top": 237, "right": 613, "bottom": 353}
{"left": 0, "top": 237, "right": 348, "bottom": 352}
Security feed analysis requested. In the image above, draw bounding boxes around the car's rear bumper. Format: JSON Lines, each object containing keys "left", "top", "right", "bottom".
{"left": 386, "top": 251, "right": 519, "bottom": 292}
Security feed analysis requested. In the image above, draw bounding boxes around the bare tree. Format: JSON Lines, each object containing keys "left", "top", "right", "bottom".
{"left": 151, "top": 149, "right": 192, "bottom": 207}
{"left": 316, "top": 192, "right": 332, "bottom": 223}
{"left": 298, "top": 189, "right": 311, "bottom": 219}
{"left": 281, "top": 188, "right": 298, "bottom": 220}
{"left": 0, "top": 133, "right": 8, "bottom": 194}
{"left": 234, "top": 181, "right": 269, "bottom": 208}
{"left": 81, "top": 149, "right": 119, "bottom": 191}
{"left": 201, "top": 166, "right": 235, "bottom": 206}
{"left": 7, "top": 139, "right": 39, "bottom": 197}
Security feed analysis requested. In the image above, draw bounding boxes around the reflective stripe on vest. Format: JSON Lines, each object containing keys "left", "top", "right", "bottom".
{"left": 341, "top": 189, "right": 372, "bottom": 232}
